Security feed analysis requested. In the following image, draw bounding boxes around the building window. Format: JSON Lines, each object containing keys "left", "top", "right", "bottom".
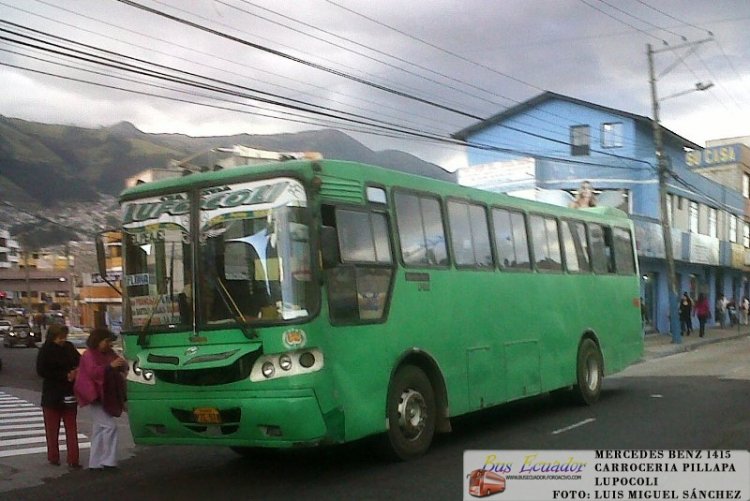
{"left": 601, "top": 122, "right": 623, "bottom": 148}
{"left": 744, "top": 222, "right": 750, "bottom": 248}
{"left": 666, "top": 194, "right": 673, "bottom": 224}
{"left": 730, "top": 215, "right": 738, "bottom": 243}
{"left": 708, "top": 207, "right": 717, "bottom": 238}
{"left": 677, "top": 196, "right": 684, "bottom": 210}
{"left": 744, "top": 173, "right": 750, "bottom": 199}
{"left": 689, "top": 201, "right": 698, "bottom": 233}
{"left": 570, "top": 125, "right": 590, "bottom": 156}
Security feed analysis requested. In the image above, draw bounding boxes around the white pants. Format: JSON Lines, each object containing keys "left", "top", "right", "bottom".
{"left": 88, "top": 403, "right": 118, "bottom": 468}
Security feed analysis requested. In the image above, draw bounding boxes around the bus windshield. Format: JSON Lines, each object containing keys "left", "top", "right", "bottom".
{"left": 122, "top": 193, "right": 192, "bottom": 331}
{"left": 198, "top": 178, "right": 315, "bottom": 326}
{"left": 120, "top": 177, "right": 316, "bottom": 333}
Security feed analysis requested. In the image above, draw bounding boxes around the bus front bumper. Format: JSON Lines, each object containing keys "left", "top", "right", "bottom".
{"left": 127, "top": 389, "right": 340, "bottom": 447}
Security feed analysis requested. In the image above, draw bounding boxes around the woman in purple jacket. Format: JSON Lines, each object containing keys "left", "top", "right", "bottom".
{"left": 74, "top": 328, "right": 127, "bottom": 470}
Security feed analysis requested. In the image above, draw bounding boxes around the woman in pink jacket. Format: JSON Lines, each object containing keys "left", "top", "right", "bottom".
{"left": 74, "top": 328, "right": 127, "bottom": 470}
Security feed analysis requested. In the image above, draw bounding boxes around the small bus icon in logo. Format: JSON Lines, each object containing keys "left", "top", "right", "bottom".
{"left": 467, "top": 469, "right": 506, "bottom": 497}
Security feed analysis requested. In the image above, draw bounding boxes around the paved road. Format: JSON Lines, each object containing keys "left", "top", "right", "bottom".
{"left": 2, "top": 336, "right": 748, "bottom": 500}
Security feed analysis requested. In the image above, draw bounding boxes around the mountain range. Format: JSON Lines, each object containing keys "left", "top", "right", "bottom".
{"left": 0, "top": 116, "right": 454, "bottom": 208}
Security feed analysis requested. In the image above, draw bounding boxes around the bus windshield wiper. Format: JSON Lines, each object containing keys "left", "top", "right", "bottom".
{"left": 209, "top": 274, "right": 257, "bottom": 340}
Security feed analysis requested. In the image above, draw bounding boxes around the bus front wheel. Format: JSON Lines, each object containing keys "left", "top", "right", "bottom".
{"left": 384, "top": 365, "right": 436, "bottom": 461}
{"left": 573, "top": 338, "right": 603, "bottom": 405}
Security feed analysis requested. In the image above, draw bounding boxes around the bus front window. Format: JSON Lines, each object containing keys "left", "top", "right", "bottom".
{"left": 199, "top": 178, "right": 315, "bottom": 325}
{"left": 122, "top": 194, "right": 192, "bottom": 331}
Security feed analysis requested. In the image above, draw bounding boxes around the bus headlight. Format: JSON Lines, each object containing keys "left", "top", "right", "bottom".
{"left": 278, "top": 354, "right": 292, "bottom": 371}
{"left": 250, "top": 349, "right": 324, "bottom": 382}
{"left": 128, "top": 359, "right": 156, "bottom": 385}
{"left": 261, "top": 361, "right": 276, "bottom": 378}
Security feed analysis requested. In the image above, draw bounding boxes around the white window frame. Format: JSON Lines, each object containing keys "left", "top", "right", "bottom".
{"left": 689, "top": 201, "right": 699, "bottom": 233}
{"left": 708, "top": 207, "right": 717, "bottom": 238}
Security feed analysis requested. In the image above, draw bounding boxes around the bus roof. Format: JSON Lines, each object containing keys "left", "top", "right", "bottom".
{"left": 119, "top": 159, "right": 631, "bottom": 224}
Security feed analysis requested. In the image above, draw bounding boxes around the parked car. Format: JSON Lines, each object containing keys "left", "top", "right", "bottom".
{"left": 4, "top": 323, "right": 41, "bottom": 348}
{"left": 0, "top": 320, "right": 11, "bottom": 335}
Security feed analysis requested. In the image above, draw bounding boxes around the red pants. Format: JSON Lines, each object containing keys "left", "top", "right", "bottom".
{"left": 42, "top": 406, "right": 79, "bottom": 466}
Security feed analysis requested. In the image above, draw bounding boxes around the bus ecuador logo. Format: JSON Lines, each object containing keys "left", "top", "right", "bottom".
{"left": 467, "top": 469, "right": 506, "bottom": 497}
{"left": 283, "top": 329, "right": 306, "bottom": 349}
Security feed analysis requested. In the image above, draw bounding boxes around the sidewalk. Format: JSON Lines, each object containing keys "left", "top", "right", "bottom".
{"left": 644, "top": 323, "right": 750, "bottom": 360}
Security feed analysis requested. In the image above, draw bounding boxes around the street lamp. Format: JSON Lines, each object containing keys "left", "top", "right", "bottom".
{"left": 647, "top": 39, "right": 713, "bottom": 344}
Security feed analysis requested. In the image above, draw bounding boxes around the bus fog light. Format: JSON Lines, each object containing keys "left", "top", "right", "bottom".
{"left": 132, "top": 360, "right": 143, "bottom": 376}
{"left": 143, "top": 370, "right": 154, "bottom": 381}
{"left": 299, "top": 352, "right": 315, "bottom": 368}
{"left": 279, "top": 354, "right": 292, "bottom": 371}
{"left": 261, "top": 361, "right": 275, "bottom": 378}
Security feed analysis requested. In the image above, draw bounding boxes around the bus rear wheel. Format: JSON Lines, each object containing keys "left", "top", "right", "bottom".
{"left": 573, "top": 338, "right": 603, "bottom": 405}
{"left": 384, "top": 365, "right": 436, "bottom": 461}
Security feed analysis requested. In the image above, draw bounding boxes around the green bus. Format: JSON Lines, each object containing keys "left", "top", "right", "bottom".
{"left": 101, "top": 158, "right": 643, "bottom": 460}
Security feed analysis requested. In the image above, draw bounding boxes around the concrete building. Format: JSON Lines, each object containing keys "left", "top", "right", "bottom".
{"left": 453, "top": 91, "right": 750, "bottom": 333}
{"left": 0, "top": 229, "right": 20, "bottom": 270}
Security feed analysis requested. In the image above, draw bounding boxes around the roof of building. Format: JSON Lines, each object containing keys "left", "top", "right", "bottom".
{"left": 451, "top": 91, "right": 703, "bottom": 150}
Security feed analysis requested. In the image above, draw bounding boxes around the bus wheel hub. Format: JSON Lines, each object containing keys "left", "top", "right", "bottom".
{"left": 397, "top": 389, "right": 426, "bottom": 439}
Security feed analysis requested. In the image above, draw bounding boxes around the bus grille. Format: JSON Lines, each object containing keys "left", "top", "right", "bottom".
{"left": 153, "top": 351, "right": 261, "bottom": 386}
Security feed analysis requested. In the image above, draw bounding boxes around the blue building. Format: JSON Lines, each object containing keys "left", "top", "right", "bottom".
{"left": 453, "top": 91, "right": 750, "bottom": 333}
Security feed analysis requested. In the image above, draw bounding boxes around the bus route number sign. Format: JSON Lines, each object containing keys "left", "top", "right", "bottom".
{"left": 193, "top": 407, "right": 222, "bottom": 424}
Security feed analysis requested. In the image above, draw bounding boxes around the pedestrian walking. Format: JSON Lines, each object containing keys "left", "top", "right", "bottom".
{"left": 36, "top": 324, "right": 81, "bottom": 468}
{"left": 694, "top": 293, "right": 711, "bottom": 338}
{"left": 679, "top": 292, "right": 693, "bottom": 336}
{"left": 74, "top": 328, "right": 128, "bottom": 471}
{"left": 743, "top": 297, "right": 750, "bottom": 325}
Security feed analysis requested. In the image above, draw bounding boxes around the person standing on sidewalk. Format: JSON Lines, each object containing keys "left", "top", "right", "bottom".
{"left": 679, "top": 292, "right": 693, "bottom": 336}
{"left": 694, "top": 293, "right": 711, "bottom": 338}
{"left": 36, "top": 324, "right": 81, "bottom": 468}
{"left": 715, "top": 294, "right": 727, "bottom": 328}
{"left": 74, "top": 328, "right": 128, "bottom": 471}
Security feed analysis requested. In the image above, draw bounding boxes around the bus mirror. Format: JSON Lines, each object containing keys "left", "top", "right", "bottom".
{"left": 96, "top": 233, "right": 108, "bottom": 277}
{"left": 96, "top": 230, "right": 123, "bottom": 296}
{"left": 320, "top": 226, "right": 340, "bottom": 269}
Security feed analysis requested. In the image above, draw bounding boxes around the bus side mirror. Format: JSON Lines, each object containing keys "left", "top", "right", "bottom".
{"left": 95, "top": 233, "right": 107, "bottom": 277}
{"left": 320, "top": 226, "right": 340, "bottom": 269}
{"left": 96, "top": 230, "right": 123, "bottom": 296}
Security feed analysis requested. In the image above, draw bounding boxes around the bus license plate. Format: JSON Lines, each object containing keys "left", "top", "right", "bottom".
{"left": 193, "top": 407, "right": 221, "bottom": 424}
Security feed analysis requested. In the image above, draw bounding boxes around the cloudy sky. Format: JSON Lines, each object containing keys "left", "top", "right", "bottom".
{"left": 0, "top": 0, "right": 748, "bottom": 170}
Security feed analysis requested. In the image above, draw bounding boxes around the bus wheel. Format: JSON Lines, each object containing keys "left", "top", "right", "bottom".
{"left": 384, "top": 365, "right": 436, "bottom": 461}
{"left": 573, "top": 338, "right": 603, "bottom": 405}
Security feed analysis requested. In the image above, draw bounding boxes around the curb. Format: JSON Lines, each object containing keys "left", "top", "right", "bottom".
{"left": 643, "top": 332, "right": 750, "bottom": 361}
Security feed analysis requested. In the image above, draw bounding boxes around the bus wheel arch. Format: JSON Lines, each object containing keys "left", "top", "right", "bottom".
{"left": 573, "top": 333, "right": 604, "bottom": 405}
{"left": 392, "top": 351, "right": 450, "bottom": 433}
{"left": 382, "top": 352, "right": 449, "bottom": 460}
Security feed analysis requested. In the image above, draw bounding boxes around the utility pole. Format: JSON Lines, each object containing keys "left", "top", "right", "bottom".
{"left": 647, "top": 38, "right": 713, "bottom": 344}
{"left": 648, "top": 43, "right": 681, "bottom": 344}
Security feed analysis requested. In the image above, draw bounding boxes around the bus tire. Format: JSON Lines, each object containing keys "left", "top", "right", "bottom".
{"left": 383, "top": 365, "right": 436, "bottom": 461}
{"left": 573, "top": 338, "right": 603, "bottom": 405}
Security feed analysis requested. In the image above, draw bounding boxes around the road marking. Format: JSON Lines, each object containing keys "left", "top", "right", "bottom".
{"left": 651, "top": 394, "right": 664, "bottom": 398}
{"left": 552, "top": 418, "right": 596, "bottom": 435}
{"left": 0, "top": 391, "right": 90, "bottom": 459}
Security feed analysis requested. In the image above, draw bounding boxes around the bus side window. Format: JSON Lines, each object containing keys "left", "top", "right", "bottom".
{"left": 561, "top": 220, "right": 590, "bottom": 273}
{"left": 588, "top": 223, "right": 615, "bottom": 274}
{"left": 447, "top": 200, "right": 493, "bottom": 268}
{"left": 492, "top": 208, "right": 530, "bottom": 271}
{"left": 326, "top": 207, "right": 394, "bottom": 324}
{"left": 612, "top": 227, "right": 636, "bottom": 275}
{"left": 530, "top": 215, "right": 562, "bottom": 271}
{"left": 394, "top": 192, "right": 448, "bottom": 267}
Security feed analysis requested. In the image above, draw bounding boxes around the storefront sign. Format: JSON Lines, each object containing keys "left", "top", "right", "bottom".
{"left": 685, "top": 144, "right": 740, "bottom": 168}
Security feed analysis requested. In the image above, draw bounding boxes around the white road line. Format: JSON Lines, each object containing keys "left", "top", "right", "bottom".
{"left": 0, "top": 430, "right": 85, "bottom": 439}
{"left": 0, "top": 417, "right": 44, "bottom": 424}
{"left": 0, "top": 443, "right": 91, "bottom": 458}
{"left": 0, "top": 434, "right": 89, "bottom": 447}
{"left": 551, "top": 418, "right": 596, "bottom": 435}
{"left": 0, "top": 424, "right": 46, "bottom": 431}
{"left": 0, "top": 411, "right": 43, "bottom": 418}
